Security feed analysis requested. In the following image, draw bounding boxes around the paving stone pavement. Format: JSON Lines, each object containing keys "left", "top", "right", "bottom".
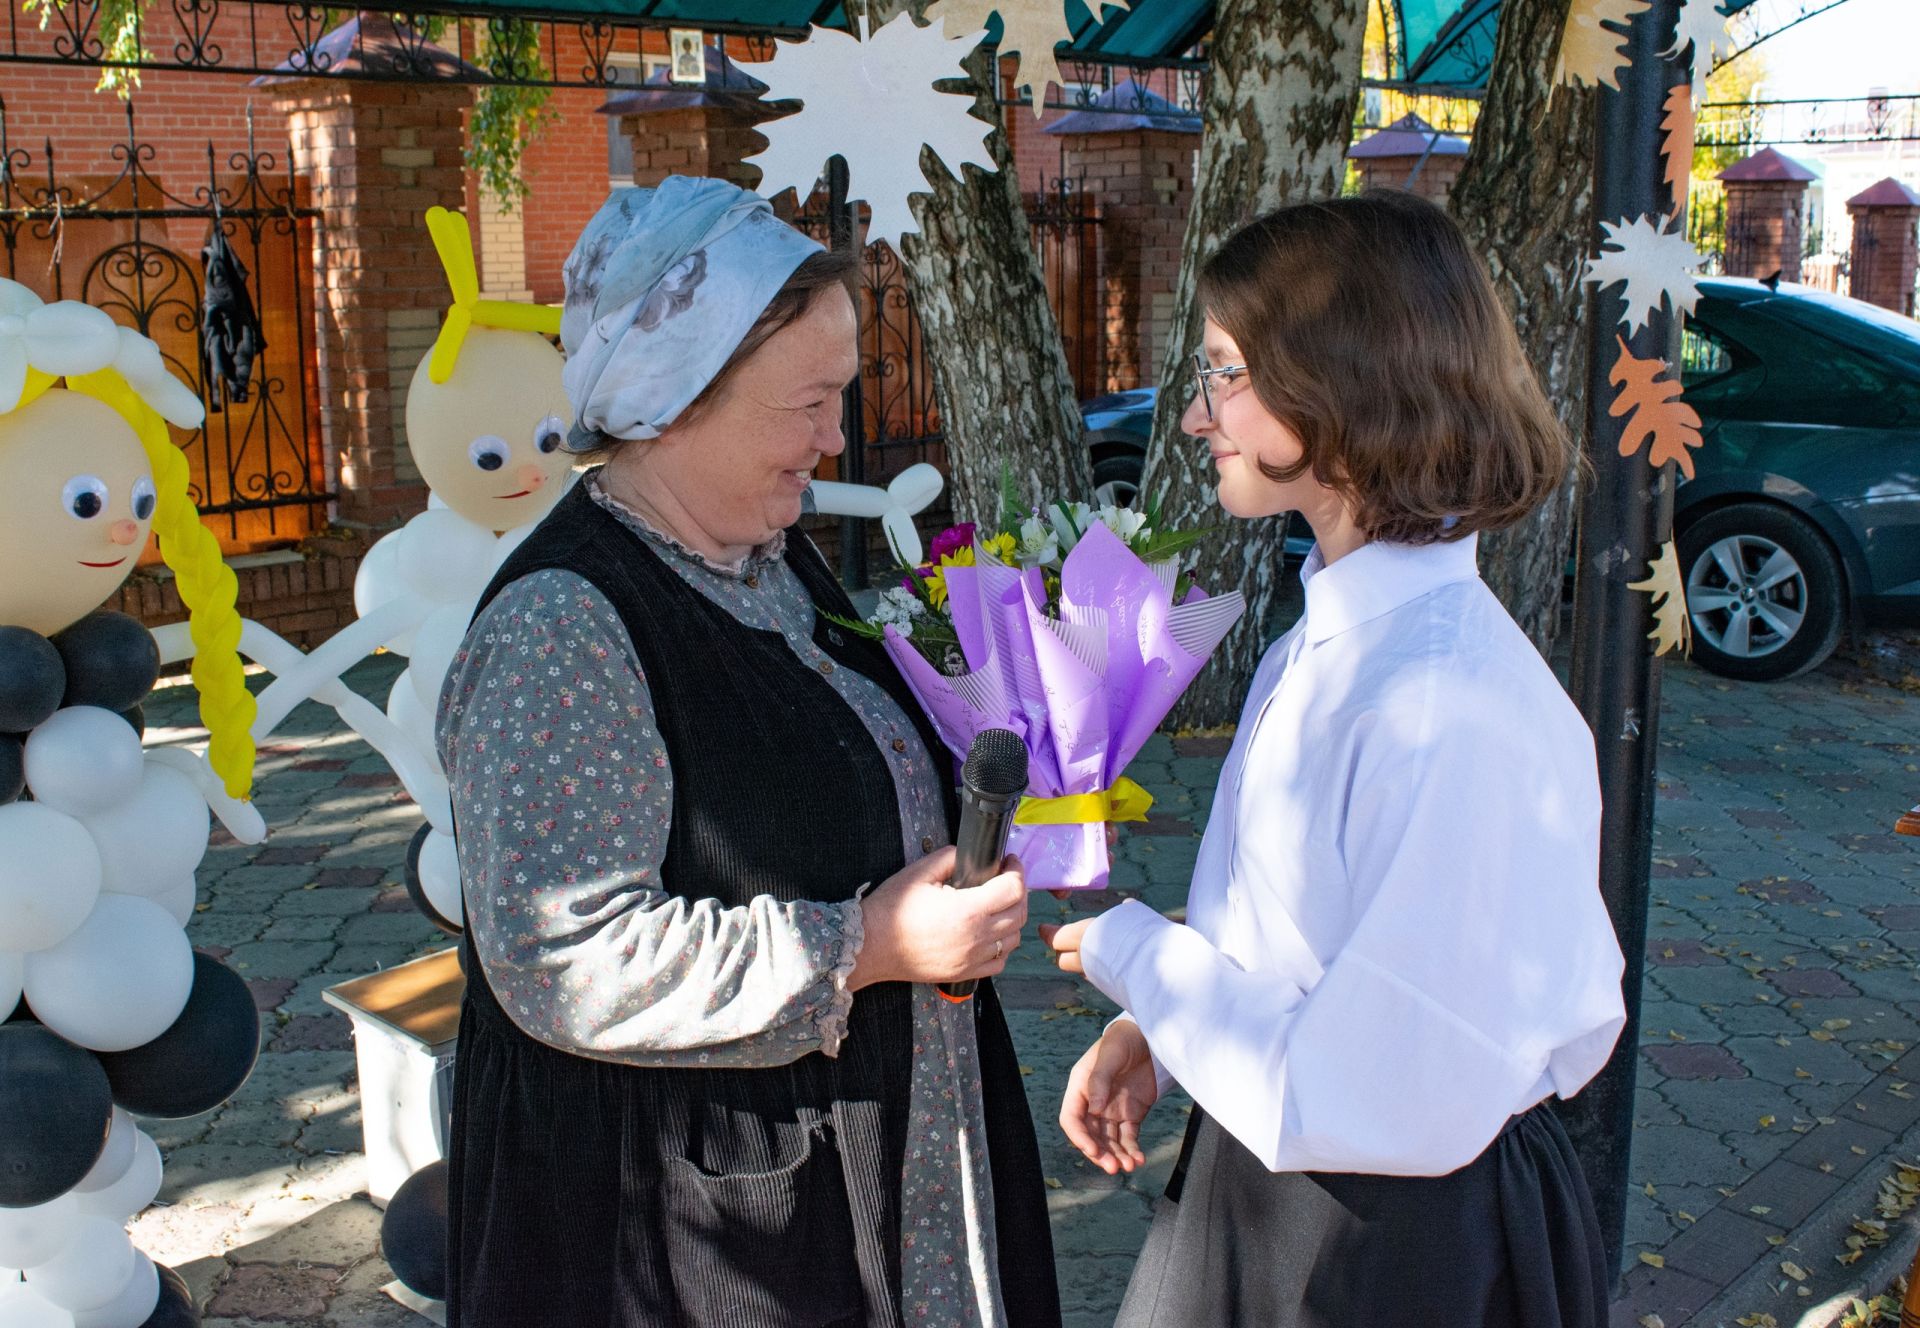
{"left": 130, "top": 649, "right": 1920, "bottom": 1326}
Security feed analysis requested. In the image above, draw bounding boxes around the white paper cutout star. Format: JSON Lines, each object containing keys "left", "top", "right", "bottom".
{"left": 1663, "top": 0, "right": 1732, "bottom": 97}
{"left": 1583, "top": 213, "right": 1707, "bottom": 334}
{"left": 740, "top": 14, "right": 997, "bottom": 251}
{"left": 926, "top": 0, "right": 1130, "bottom": 115}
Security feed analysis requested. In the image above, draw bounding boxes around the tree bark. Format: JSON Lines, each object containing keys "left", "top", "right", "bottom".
{"left": 1138, "top": 0, "right": 1370, "bottom": 730}
{"left": 866, "top": 8, "right": 1092, "bottom": 529}
{"left": 1448, "top": 0, "right": 1595, "bottom": 655}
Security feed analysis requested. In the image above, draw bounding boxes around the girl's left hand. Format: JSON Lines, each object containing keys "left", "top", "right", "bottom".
{"left": 1038, "top": 918, "right": 1092, "bottom": 974}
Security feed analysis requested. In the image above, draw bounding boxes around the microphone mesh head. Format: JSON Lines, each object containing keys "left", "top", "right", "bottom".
{"left": 963, "top": 728, "right": 1029, "bottom": 798}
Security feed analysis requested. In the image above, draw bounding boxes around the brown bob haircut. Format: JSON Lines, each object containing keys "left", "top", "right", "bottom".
{"left": 579, "top": 244, "right": 858, "bottom": 459}
{"left": 1196, "top": 189, "right": 1574, "bottom": 545}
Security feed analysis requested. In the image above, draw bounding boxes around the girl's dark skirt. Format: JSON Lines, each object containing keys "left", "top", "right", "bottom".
{"left": 1115, "top": 1102, "right": 1608, "bottom": 1328}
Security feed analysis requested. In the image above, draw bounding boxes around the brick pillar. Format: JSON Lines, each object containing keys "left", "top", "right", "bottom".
{"left": 621, "top": 106, "right": 765, "bottom": 189}
{"left": 1060, "top": 130, "right": 1195, "bottom": 393}
{"left": 1353, "top": 153, "right": 1465, "bottom": 203}
{"left": 1846, "top": 178, "right": 1920, "bottom": 317}
{"left": 270, "top": 79, "right": 472, "bottom": 528}
{"left": 1717, "top": 148, "right": 1817, "bottom": 283}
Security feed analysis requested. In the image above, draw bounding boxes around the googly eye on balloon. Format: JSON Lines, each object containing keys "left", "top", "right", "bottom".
{"left": 534, "top": 414, "right": 566, "bottom": 456}
{"left": 467, "top": 436, "right": 511, "bottom": 474}
{"left": 61, "top": 474, "right": 110, "bottom": 521}
{"left": 130, "top": 477, "right": 156, "bottom": 522}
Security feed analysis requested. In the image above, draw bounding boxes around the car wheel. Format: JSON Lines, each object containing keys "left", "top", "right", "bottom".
{"left": 1677, "top": 503, "right": 1845, "bottom": 682}
{"left": 1091, "top": 450, "right": 1143, "bottom": 509}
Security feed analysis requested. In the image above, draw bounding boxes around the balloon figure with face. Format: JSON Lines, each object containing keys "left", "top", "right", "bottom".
{"left": 243, "top": 209, "right": 575, "bottom": 932}
{"left": 0, "top": 280, "right": 260, "bottom": 1328}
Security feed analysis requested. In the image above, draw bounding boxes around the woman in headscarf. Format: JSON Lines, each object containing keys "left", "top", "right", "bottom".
{"left": 437, "top": 177, "right": 1061, "bottom": 1328}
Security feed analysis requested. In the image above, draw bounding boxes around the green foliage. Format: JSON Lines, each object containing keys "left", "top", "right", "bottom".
{"left": 23, "top": 0, "right": 146, "bottom": 93}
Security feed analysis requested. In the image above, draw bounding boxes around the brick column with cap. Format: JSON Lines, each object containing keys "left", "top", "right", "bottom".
{"left": 1347, "top": 113, "right": 1469, "bottom": 205}
{"left": 623, "top": 105, "right": 766, "bottom": 189}
{"left": 1717, "top": 147, "right": 1816, "bottom": 283}
{"left": 264, "top": 15, "right": 476, "bottom": 528}
{"left": 1846, "top": 177, "right": 1920, "bottom": 317}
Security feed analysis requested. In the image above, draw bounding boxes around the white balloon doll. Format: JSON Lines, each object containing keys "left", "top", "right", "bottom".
{"left": 0, "top": 279, "right": 259, "bottom": 1327}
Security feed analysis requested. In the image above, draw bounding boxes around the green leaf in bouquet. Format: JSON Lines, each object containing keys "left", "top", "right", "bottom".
{"left": 819, "top": 608, "right": 889, "bottom": 644}
{"left": 1132, "top": 526, "right": 1210, "bottom": 564}
{"left": 996, "top": 461, "right": 1023, "bottom": 540}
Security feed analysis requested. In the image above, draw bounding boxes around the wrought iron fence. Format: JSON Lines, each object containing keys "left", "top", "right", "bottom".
{"left": 0, "top": 95, "right": 330, "bottom": 552}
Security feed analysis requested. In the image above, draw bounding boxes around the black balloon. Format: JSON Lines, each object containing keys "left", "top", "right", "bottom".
{"left": 96, "top": 953, "right": 259, "bottom": 1119}
{"left": 0, "top": 733, "right": 21, "bottom": 804}
{"left": 0, "top": 626, "right": 65, "bottom": 733}
{"left": 54, "top": 611, "right": 162, "bottom": 713}
{"left": 138, "top": 1261, "right": 201, "bottom": 1328}
{"left": 403, "top": 822, "right": 463, "bottom": 937}
{"left": 381, "top": 1160, "right": 449, "bottom": 1300}
{"left": 0, "top": 1023, "right": 112, "bottom": 1207}
{"left": 120, "top": 703, "right": 147, "bottom": 738}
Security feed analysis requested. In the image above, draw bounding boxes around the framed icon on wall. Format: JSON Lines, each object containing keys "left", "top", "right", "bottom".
{"left": 669, "top": 28, "right": 706, "bottom": 84}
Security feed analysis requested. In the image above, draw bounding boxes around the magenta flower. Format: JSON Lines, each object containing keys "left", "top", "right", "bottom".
{"left": 927, "top": 523, "right": 976, "bottom": 563}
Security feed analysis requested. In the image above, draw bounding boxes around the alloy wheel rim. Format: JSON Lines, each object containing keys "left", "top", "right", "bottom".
{"left": 1685, "top": 533, "right": 1808, "bottom": 659}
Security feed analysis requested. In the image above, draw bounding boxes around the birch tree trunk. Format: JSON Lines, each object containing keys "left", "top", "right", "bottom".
{"left": 1139, "top": 0, "right": 1370, "bottom": 730}
{"left": 1448, "top": 0, "right": 1595, "bottom": 655}
{"left": 863, "top": 3, "right": 1092, "bottom": 528}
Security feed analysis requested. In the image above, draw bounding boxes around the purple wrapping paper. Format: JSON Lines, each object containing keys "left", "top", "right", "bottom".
{"left": 884, "top": 522, "right": 1245, "bottom": 889}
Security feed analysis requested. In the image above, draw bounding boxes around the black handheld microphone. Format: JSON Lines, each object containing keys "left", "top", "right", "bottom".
{"left": 938, "top": 728, "right": 1030, "bottom": 1003}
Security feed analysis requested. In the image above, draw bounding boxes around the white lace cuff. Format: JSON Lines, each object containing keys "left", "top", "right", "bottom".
{"left": 818, "top": 892, "right": 867, "bottom": 1057}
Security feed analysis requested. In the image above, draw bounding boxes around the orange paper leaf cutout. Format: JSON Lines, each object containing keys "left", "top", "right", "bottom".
{"left": 1628, "top": 540, "right": 1692, "bottom": 658}
{"left": 1661, "top": 84, "right": 1694, "bottom": 215}
{"left": 1609, "top": 334, "right": 1703, "bottom": 478}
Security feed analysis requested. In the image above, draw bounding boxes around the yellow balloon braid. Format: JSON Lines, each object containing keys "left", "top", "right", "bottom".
{"left": 64, "top": 368, "right": 258, "bottom": 799}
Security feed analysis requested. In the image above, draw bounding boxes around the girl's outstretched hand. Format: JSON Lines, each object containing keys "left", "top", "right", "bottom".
{"left": 1038, "top": 918, "right": 1090, "bottom": 974}
{"left": 1059, "top": 1018, "right": 1158, "bottom": 1174}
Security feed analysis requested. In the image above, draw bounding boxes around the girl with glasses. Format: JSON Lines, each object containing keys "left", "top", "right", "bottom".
{"left": 1042, "top": 190, "right": 1625, "bottom": 1328}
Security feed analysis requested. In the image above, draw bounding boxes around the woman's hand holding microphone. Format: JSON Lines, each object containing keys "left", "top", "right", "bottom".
{"left": 849, "top": 846, "right": 1028, "bottom": 989}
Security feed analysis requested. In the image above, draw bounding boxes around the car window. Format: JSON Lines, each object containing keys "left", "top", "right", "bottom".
{"left": 1681, "top": 324, "right": 1734, "bottom": 385}
{"left": 1765, "top": 288, "right": 1920, "bottom": 377}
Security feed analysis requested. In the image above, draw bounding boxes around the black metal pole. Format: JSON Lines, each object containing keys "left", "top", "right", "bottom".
{"left": 827, "top": 153, "right": 869, "bottom": 592}
{"left": 1559, "top": 0, "right": 1687, "bottom": 1282}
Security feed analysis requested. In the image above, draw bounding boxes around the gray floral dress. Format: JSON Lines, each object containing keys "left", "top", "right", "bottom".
{"left": 437, "top": 475, "right": 1005, "bottom": 1326}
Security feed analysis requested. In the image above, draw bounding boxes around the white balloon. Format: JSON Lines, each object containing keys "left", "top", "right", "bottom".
{"left": 408, "top": 604, "right": 472, "bottom": 714}
{"left": 418, "top": 829, "right": 463, "bottom": 926}
{"left": 72, "top": 1110, "right": 136, "bottom": 1196}
{"left": 0, "top": 1283, "right": 73, "bottom": 1328}
{"left": 489, "top": 520, "right": 535, "bottom": 572}
{"left": 148, "top": 877, "right": 197, "bottom": 929}
{"left": 22, "top": 1218, "right": 132, "bottom": 1313}
{"left": 82, "top": 764, "right": 208, "bottom": 898}
{"left": 0, "top": 951, "right": 20, "bottom": 1016}
{"left": 68, "top": 1251, "right": 153, "bottom": 1328}
{"left": 352, "top": 528, "right": 409, "bottom": 618}
{"left": 73, "top": 1132, "right": 159, "bottom": 1224}
{"left": 22, "top": 710, "right": 144, "bottom": 819}
{"left": 397, "top": 510, "right": 499, "bottom": 605}
{"left": 0, "top": 804, "right": 101, "bottom": 953}
{"left": 385, "top": 670, "right": 438, "bottom": 759}
{"left": 0, "top": 1196, "right": 75, "bottom": 1271}
{"left": 22, "top": 897, "right": 192, "bottom": 1052}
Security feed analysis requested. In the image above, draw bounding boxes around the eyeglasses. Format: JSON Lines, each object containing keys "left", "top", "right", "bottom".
{"left": 1190, "top": 351, "right": 1247, "bottom": 422}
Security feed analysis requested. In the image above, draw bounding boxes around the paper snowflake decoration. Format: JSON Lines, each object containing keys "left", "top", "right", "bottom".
{"left": 1629, "top": 540, "right": 1692, "bottom": 658}
{"left": 1556, "top": 0, "right": 1652, "bottom": 91}
{"left": 925, "top": 0, "right": 1130, "bottom": 115}
{"left": 1663, "top": 0, "right": 1732, "bottom": 96}
{"left": 740, "top": 14, "right": 997, "bottom": 251}
{"left": 1583, "top": 214, "right": 1706, "bottom": 334}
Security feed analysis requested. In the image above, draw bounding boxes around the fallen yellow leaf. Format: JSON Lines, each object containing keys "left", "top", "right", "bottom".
{"left": 1639, "top": 1251, "right": 1666, "bottom": 1268}
{"left": 1781, "top": 1260, "right": 1808, "bottom": 1281}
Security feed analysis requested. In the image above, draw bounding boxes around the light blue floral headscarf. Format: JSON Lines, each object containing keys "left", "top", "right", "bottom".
{"left": 559, "top": 176, "right": 823, "bottom": 450}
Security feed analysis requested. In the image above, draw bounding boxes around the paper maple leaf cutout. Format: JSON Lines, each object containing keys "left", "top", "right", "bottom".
{"left": 1556, "top": 0, "right": 1653, "bottom": 91}
{"left": 1629, "top": 540, "right": 1692, "bottom": 657}
{"left": 1610, "top": 334, "right": 1704, "bottom": 479}
{"left": 1661, "top": 84, "right": 1694, "bottom": 215}
{"left": 740, "top": 14, "right": 997, "bottom": 251}
{"left": 1583, "top": 214, "right": 1706, "bottom": 334}
{"left": 1663, "top": 0, "right": 1732, "bottom": 96}
{"left": 926, "top": 0, "right": 1130, "bottom": 115}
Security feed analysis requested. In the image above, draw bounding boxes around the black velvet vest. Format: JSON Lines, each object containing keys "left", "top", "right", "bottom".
{"left": 446, "top": 480, "right": 1058, "bottom": 1328}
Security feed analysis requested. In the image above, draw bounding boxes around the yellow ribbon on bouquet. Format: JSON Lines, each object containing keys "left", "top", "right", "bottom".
{"left": 1014, "top": 777, "right": 1154, "bottom": 827}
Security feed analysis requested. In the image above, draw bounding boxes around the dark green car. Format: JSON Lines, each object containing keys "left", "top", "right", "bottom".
{"left": 1679, "top": 278, "right": 1920, "bottom": 680}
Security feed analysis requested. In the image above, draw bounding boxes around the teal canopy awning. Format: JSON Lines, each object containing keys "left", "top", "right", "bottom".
{"left": 1388, "top": 0, "right": 1765, "bottom": 89}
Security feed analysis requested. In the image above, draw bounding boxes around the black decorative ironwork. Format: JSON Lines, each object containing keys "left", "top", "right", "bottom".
{"left": 171, "top": 0, "right": 222, "bottom": 68}
{"left": 1696, "top": 94, "right": 1920, "bottom": 149}
{"left": 0, "top": 95, "right": 330, "bottom": 546}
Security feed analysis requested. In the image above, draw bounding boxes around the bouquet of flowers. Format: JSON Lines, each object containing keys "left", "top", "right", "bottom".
{"left": 833, "top": 487, "right": 1245, "bottom": 890}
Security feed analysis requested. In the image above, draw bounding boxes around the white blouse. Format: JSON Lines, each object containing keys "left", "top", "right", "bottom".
{"left": 1081, "top": 534, "right": 1626, "bottom": 1177}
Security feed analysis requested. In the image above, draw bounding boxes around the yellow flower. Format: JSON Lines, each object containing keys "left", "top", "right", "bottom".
{"left": 980, "top": 532, "right": 1019, "bottom": 565}
{"left": 939, "top": 545, "right": 975, "bottom": 570}
{"left": 922, "top": 566, "right": 949, "bottom": 610}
